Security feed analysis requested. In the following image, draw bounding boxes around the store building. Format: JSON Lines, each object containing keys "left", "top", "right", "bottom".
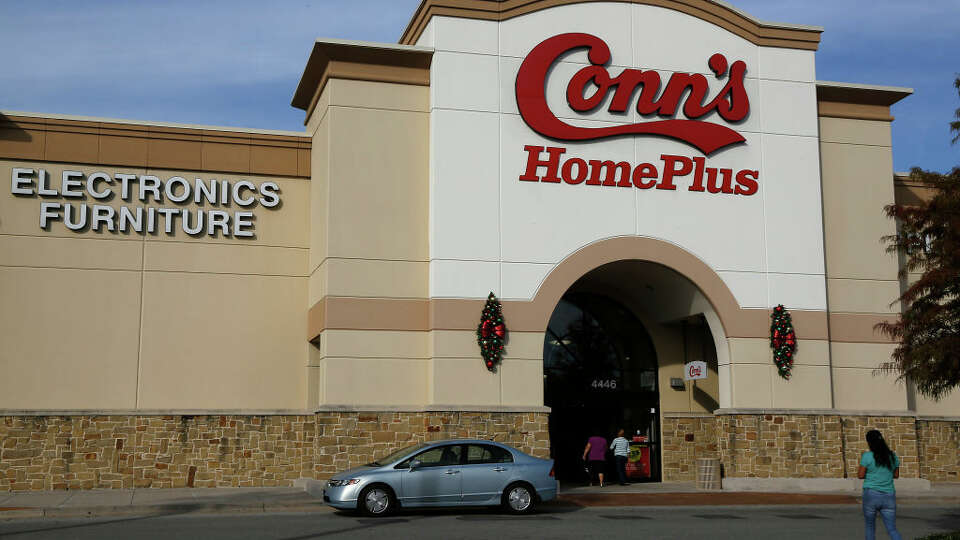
{"left": 1, "top": 0, "right": 957, "bottom": 491}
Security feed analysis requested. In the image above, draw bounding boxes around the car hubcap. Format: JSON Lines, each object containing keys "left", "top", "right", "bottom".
{"left": 508, "top": 487, "right": 531, "bottom": 511}
{"left": 366, "top": 489, "right": 389, "bottom": 514}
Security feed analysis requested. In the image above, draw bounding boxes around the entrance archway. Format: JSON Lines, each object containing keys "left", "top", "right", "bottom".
{"left": 539, "top": 255, "right": 724, "bottom": 484}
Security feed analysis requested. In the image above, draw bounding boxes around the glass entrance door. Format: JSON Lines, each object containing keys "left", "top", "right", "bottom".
{"left": 543, "top": 293, "right": 661, "bottom": 483}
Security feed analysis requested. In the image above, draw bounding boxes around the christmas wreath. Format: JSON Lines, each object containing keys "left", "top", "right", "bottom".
{"left": 476, "top": 292, "right": 507, "bottom": 372}
{"left": 770, "top": 304, "right": 797, "bottom": 379}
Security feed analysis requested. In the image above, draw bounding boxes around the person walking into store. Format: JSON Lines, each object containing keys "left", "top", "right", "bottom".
{"left": 610, "top": 428, "right": 630, "bottom": 486}
{"left": 582, "top": 434, "right": 607, "bottom": 487}
{"left": 859, "top": 429, "right": 902, "bottom": 540}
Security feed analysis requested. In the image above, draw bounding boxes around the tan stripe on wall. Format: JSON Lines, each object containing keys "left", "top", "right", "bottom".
{"left": 0, "top": 114, "right": 311, "bottom": 178}
{"left": 307, "top": 295, "right": 893, "bottom": 345}
{"left": 304, "top": 236, "right": 899, "bottom": 344}
{"left": 817, "top": 101, "right": 894, "bottom": 122}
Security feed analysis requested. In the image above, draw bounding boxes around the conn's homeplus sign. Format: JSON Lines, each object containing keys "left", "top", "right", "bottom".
{"left": 516, "top": 33, "right": 758, "bottom": 196}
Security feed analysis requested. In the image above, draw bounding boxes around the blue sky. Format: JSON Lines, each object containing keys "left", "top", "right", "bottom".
{"left": 2, "top": 0, "right": 957, "bottom": 172}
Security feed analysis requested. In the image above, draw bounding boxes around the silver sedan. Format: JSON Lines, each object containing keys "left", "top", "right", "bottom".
{"left": 322, "top": 439, "right": 557, "bottom": 516}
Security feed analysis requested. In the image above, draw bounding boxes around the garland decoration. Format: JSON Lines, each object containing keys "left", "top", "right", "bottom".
{"left": 770, "top": 304, "right": 797, "bottom": 379}
{"left": 476, "top": 292, "right": 507, "bottom": 372}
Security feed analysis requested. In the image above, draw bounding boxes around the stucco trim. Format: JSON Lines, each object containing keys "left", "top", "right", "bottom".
{"left": 894, "top": 178, "right": 937, "bottom": 206}
{"left": 816, "top": 81, "right": 913, "bottom": 107}
{"left": 715, "top": 408, "right": 915, "bottom": 417}
{"left": 828, "top": 312, "right": 898, "bottom": 344}
{"left": 400, "top": 0, "right": 822, "bottom": 50}
{"left": 817, "top": 101, "right": 894, "bottom": 122}
{"left": 0, "top": 409, "right": 315, "bottom": 417}
{"left": 0, "top": 113, "right": 310, "bottom": 178}
{"left": 308, "top": 237, "right": 839, "bottom": 342}
{"left": 291, "top": 39, "right": 433, "bottom": 125}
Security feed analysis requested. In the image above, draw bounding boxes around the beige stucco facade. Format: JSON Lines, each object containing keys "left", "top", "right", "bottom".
{"left": 0, "top": 93, "right": 952, "bottom": 413}
{"left": 1, "top": 0, "right": 957, "bottom": 491}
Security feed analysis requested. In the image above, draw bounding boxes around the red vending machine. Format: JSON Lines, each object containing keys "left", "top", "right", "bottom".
{"left": 626, "top": 435, "right": 651, "bottom": 480}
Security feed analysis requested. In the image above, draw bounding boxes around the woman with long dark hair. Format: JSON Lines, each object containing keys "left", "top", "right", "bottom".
{"left": 858, "top": 429, "right": 902, "bottom": 540}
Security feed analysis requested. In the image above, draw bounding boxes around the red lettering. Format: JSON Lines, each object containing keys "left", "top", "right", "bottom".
{"left": 706, "top": 168, "right": 734, "bottom": 194}
{"left": 654, "top": 72, "right": 710, "bottom": 117}
{"left": 519, "top": 145, "right": 565, "bottom": 183}
{"left": 566, "top": 66, "right": 613, "bottom": 112}
{"left": 588, "top": 160, "right": 632, "bottom": 187}
{"left": 608, "top": 70, "right": 661, "bottom": 114}
{"left": 516, "top": 33, "right": 749, "bottom": 155}
{"left": 518, "top": 145, "right": 759, "bottom": 197}
{"left": 689, "top": 157, "right": 706, "bottom": 192}
{"left": 735, "top": 169, "right": 759, "bottom": 196}
{"left": 706, "top": 54, "right": 749, "bottom": 122}
{"left": 562, "top": 158, "right": 589, "bottom": 184}
{"left": 632, "top": 163, "right": 658, "bottom": 189}
{"left": 659, "top": 155, "right": 692, "bottom": 190}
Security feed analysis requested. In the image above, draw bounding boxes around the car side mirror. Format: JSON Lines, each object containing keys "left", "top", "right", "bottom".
{"left": 409, "top": 460, "right": 422, "bottom": 470}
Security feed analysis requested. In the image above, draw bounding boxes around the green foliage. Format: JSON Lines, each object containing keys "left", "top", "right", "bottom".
{"left": 952, "top": 76, "right": 960, "bottom": 144}
{"left": 877, "top": 76, "right": 960, "bottom": 399}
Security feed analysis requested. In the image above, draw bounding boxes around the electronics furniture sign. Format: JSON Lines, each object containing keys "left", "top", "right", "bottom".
{"left": 11, "top": 168, "right": 281, "bottom": 238}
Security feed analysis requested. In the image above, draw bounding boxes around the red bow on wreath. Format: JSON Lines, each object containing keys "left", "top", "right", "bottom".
{"left": 480, "top": 319, "right": 506, "bottom": 339}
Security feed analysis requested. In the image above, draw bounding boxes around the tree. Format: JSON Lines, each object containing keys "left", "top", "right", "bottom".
{"left": 876, "top": 76, "right": 960, "bottom": 400}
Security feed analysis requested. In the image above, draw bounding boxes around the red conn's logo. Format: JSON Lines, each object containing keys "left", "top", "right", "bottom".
{"left": 515, "top": 33, "right": 749, "bottom": 155}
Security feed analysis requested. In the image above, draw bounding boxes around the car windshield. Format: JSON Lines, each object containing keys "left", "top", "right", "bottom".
{"left": 367, "top": 443, "right": 428, "bottom": 466}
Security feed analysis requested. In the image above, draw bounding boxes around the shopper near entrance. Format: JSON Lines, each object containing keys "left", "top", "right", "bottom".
{"left": 858, "top": 430, "right": 902, "bottom": 540}
{"left": 610, "top": 429, "right": 630, "bottom": 486}
{"left": 582, "top": 434, "right": 607, "bottom": 487}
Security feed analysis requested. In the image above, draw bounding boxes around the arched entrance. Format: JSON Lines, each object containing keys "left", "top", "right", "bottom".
{"left": 544, "top": 291, "right": 661, "bottom": 482}
{"left": 540, "top": 257, "right": 723, "bottom": 484}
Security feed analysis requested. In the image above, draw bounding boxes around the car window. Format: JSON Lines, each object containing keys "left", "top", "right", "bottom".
{"left": 402, "top": 445, "right": 463, "bottom": 468}
{"left": 466, "top": 444, "right": 514, "bottom": 464}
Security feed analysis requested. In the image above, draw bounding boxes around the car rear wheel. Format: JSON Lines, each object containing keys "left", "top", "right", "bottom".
{"left": 502, "top": 482, "right": 536, "bottom": 515}
{"left": 358, "top": 484, "right": 395, "bottom": 517}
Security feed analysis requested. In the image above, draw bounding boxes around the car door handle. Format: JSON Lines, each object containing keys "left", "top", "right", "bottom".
{"left": 493, "top": 467, "right": 507, "bottom": 472}
{"left": 444, "top": 470, "right": 460, "bottom": 475}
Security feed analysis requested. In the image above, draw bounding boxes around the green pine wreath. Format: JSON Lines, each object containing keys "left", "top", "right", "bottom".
{"left": 476, "top": 292, "right": 507, "bottom": 372}
{"left": 770, "top": 304, "right": 797, "bottom": 379}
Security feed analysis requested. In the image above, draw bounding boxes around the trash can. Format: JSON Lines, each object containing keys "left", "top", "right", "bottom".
{"left": 696, "top": 458, "right": 721, "bottom": 490}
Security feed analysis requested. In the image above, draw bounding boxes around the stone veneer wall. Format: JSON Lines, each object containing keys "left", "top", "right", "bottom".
{"left": 0, "top": 412, "right": 550, "bottom": 492}
{"left": 661, "top": 415, "right": 718, "bottom": 481}
{"left": 717, "top": 414, "right": 845, "bottom": 479}
{"left": 662, "top": 413, "right": 958, "bottom": 482}
{"left": 840, "top": 415, "right": 919, "bottom": 478}
{"left": 917, "top": 420, "right": 960, "bottom": 482}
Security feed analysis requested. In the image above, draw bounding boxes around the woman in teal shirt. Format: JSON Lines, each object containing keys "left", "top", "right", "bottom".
{"left": 858, "top": 429, "right": 901, "bottom": 540}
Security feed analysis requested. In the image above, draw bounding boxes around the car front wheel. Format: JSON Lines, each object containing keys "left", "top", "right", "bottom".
{"left": 502, "top": 482, "right": 536, "bottom": 515}
{"left": 358, "top": 485, "right": 395, "bottom": 517}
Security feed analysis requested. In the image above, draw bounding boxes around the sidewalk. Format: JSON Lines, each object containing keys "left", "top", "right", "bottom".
{"left": 1, "top": 482, "right": 958, "bottom": 520}
{"left": 557, "top": 481, "right": 960, "bottom": 508}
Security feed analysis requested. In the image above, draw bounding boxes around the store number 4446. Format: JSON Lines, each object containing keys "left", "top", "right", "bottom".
{"left": 591, "top": 379, "right": 617, "bottom": 390}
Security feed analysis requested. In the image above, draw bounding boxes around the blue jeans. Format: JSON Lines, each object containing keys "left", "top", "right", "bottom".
{"left": 615, "top": 456, "right": 628, "bottom": 484}
{"left": 863, "top": 488, "right": 901, "bottom": 540}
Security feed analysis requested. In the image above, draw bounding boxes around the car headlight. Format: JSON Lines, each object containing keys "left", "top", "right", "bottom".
{"left": 326, "top": 478, "right": 361, "bottom": 487}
